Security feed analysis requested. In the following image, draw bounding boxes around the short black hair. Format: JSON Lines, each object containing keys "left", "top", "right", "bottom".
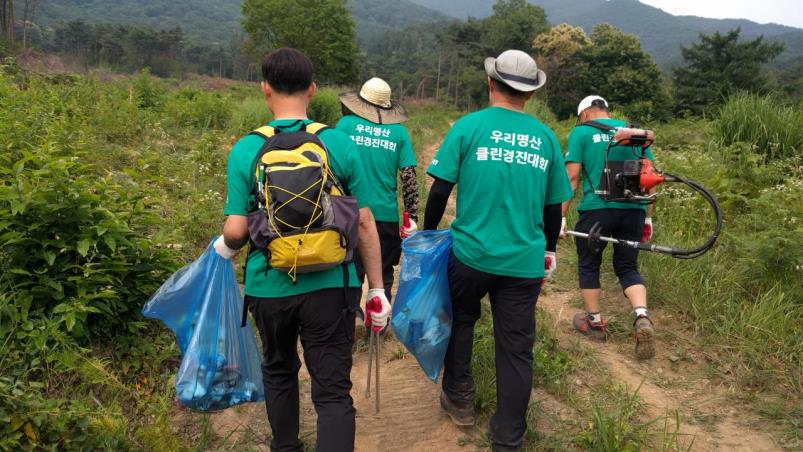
{"left": 261, "top": 48, "right": 315, "bottom": 95}
{"left": 491, "top": 78, "right": 529, "bottom": 100}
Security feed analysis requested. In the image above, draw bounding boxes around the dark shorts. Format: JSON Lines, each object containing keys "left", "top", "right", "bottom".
{"left": 574, "top": 208, "right": 646, "bottom": 290}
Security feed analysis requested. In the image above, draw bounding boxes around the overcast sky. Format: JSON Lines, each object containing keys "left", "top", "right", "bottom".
{"left": 640, "top": 0, "right": 803, "bottom": 29}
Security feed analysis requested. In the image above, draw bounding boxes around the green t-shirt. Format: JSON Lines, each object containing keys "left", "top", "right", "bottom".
{"left": 335, "top": 115, "right": 417, "bottom": 222}
{"left": 427, "top": 106, "right": 573, "bottom": 279}
{"left": 224, "top": 119, "right": 373, "bottom": 298}
{"left": 565, "top": 118, "right": 655, "bottom": 212}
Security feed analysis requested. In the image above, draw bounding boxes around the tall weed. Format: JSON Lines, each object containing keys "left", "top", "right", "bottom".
{"left": 714, "top": 92, "right": 803, "bottom": 160}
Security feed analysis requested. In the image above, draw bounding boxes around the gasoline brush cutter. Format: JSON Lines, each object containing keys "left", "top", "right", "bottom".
{"left": 567, "top": 124, "right": 723, "bottom": 259}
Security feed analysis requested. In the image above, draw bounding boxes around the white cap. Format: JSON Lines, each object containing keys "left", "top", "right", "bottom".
{"left": 577, "top": 95, "right": 608, "bottom": 116}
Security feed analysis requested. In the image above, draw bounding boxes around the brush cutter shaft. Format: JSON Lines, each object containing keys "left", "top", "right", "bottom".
{"left": 567, "top": 230, "right": 674, "bottom": 253}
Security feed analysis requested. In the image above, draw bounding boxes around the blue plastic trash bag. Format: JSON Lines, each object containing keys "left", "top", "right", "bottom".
{"left": 391, "top": 229, "right": 453, "bottom": 382}
{"left": 142, "top": 238, "right": 265, "bottom": 411}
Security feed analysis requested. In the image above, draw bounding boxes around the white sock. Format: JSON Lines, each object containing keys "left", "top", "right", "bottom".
{"left": 589, "top": 312, "right": 602, "bottom": 323}
{"left": 634, "top": 307, "right": 648, "bottom": 318}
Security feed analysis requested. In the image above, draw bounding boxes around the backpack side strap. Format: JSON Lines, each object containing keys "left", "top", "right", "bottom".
{"left": 250, "top": 126, "right": 277, "bottom": 140}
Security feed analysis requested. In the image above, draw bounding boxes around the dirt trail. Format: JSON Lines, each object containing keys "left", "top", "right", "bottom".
{"left": 537, "top": 290, "right": 780, "bottom": 451}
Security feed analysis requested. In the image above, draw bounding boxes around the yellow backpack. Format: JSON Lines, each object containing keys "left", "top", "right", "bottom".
{"left": 245, "top": 122, "right": 359, "bottom": 282}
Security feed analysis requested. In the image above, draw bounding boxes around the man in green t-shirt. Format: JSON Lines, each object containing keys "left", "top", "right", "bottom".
{"left": 424, "top": 50, "right": 572, "bottom": 451}
{"left": 336, "top": 77, "right": 419, "bottom": 302}
{"left": 212, "top": 48, "right": 389, "bottom": 451}
{"left": 560, "top": 95, "right": 656, "bottom": 360}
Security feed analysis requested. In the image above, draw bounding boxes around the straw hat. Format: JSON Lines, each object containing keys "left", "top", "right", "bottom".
{"left": 339, "top": 77, "right": 409, "bottom": 124}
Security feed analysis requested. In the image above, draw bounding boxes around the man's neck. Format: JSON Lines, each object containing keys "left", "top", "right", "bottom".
{"left": 269, "top": 97, "right": 309, "bottom": 121}
{"left": 491, "top": 101, "right": 526, "bottom": 112}
{"left": 583, "top": 112, "right": 611, "bottom": 122}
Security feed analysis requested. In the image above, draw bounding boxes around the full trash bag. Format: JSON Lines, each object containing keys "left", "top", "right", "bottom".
{"left": 142, "top": 238, "right": 264, "bottom": 411}
{"left": 391, "top": 230, "right": 453, "bottom": 382}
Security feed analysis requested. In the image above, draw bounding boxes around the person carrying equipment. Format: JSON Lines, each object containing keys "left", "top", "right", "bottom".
{"left": 337, "top": 78, "right": 419, "bottom": 302}
{"left": 212, "top": 48, "right": 390, "bottom": 451}
{"left": 560, "top": 95, "right": 657, "bottom": 360}
{"left": 424, "top": 50, "right": 572, "bottom": 451}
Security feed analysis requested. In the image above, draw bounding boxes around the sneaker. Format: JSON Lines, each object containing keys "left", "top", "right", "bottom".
{"left": 634, "top": 315, "right": 655, "bottom": 360}
{"left": 572, "top": 312, "right": 606, "bottom": 341}
{"left": 439, "top": 391, "right": 475, "bottom": 426}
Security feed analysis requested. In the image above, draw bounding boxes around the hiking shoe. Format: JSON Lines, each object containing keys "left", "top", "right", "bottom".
{"left": 439, "top": 391, "right": 475, "bottom": 426}
{"left": 572, "top": 312, "right": 606, "bottom": 341}
{"left": 634, "top": 315, "right": 655, "bottom": 360}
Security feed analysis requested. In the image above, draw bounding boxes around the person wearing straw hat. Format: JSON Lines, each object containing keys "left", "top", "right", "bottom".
{"left": 337, "top": 77, "right": 419, "bottom": 302}
{"left": 423, "top": 50, "right": 572, "bottom": 451}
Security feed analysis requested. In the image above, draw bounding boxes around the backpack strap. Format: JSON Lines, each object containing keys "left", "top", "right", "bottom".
{"left": 304, "top": 122, "right": 329, "bottom": 135}
{"left": 580, "top": 120, "right": 616, "bottom": 133}
{"left": 250, "top": 126, "right": 277, "bottom": 140}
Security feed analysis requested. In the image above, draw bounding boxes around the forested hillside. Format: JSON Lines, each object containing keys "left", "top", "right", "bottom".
{"left": 33, "top": 0, "right": 447, "bottom": 43}
{"left": 411, "top": 0, "right": 803, "bottom": 66}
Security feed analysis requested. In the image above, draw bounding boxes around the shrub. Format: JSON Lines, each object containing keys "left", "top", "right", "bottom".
{"left": 308, "top": 87, "right": 342, "bottom": 125}
{"left": 0, "top": 148, "right": 177, "bottom": 342}
{"left": 165, "top": 87, "right": 232, "bottom": 129}
{"left": 229, "top": 95, "right": 272, "bottom": 136}
{"left": 525, "top": 97, "right": 557, "bottom": 126}
{"left": 132, "top": 68, "right": 167, "bottom": 111}
{"left": 714, "top": 92, "right": 803, "bottom": 160}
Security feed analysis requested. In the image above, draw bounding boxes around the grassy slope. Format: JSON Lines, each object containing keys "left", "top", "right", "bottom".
{"left": 2, "top": 60, "right": 799, "bottom": 448}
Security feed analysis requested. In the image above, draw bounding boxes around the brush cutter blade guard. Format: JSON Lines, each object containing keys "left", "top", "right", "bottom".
{"left": 639, "top": 159, "right": 664, "bottom": 191}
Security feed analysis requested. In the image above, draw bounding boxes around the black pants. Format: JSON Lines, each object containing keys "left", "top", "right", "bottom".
{"left": 246, "top": 287, "right": 361, "bottom": 452}
{"left": 442, "top": 252, "right": 542, "bottom": 451}
{"left": 574, "top": 209, "right": 646, "bottom": 290}
{"left": 355, "top": 221, "right": 402, "bottom": 302}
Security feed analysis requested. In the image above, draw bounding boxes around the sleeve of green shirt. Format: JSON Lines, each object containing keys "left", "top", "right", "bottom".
{"left": 545, "top": 131, "right": 574, "bottom": 205}
{"left": 564, "top": 128, "right": 584, "bottom": 164}
{"left": 398, "top": 126, "right": 417, "bottom": 169}
{"left": 223, "top": 137, "right": 256, "bottom": 216}
{"left": 426, "top": 122, "right": 464, "bottom": 183}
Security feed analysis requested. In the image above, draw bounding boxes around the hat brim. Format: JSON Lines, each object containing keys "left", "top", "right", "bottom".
{"left": 338, "top": 92, "right": 409, "bottom": 125}
{"left": 484, "top": 57, "right": 547, "bottom": 93}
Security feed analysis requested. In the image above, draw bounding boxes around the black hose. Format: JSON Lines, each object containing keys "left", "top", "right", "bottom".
{"left": 657, "top": 173, "right": 723, "bottom": 259}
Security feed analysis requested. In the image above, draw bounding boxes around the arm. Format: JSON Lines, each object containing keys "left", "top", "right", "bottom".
{"left": 223, "top": 215, "right": 249, "bottom": 250}
{"left": 543, "top": 204, "right": 562, "bottom": 252}
{"left": 562, "top": 163, "right": 582, "bottom": 217}
{"left": 423, "top": 177, "right": 455, "bottom": 230}
{"left": 400, "top": 166, "right": 419, "bottom": 222}
{"left": 357, "top": 207, "right": 383, "bottom": 290}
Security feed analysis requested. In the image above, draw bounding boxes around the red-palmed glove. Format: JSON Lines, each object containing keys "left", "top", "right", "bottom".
{"left": 400, "top": 212, "right": 417, "bottom": 239}
{"left": 641, "top": 217, "right": 653, "bottom": 243}
{"left": 366, "top": 289, "right": 391, "bottom": 330}
{"left": 544, "top": 251, "right": 557, "bottom": 280}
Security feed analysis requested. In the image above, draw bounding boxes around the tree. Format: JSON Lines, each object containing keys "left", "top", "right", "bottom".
{"left": 1, "top": 0, "right": 13, "bottom": 42}
{"left": 535, "top": 24, "right": 668, "bottom": 122}
{"left": 483, "top": 0, "right": 548, "bottom": 53}
{"left": 673, "top": 28, "right": 784, "bottom": 115}
{"left": 242, "top": 0, "right": 360, "bottom": 85}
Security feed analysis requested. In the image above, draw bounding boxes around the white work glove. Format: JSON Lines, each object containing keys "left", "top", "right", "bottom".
{"left": 213, "top": 236, "right": 238, "bottom": 260}
{"left": 367, "top": 288, "right": 392, "bottom": 330}
{"left": 400, "top": 218, "right": 418, "bottom": 239}
{"left": 641, "top": 217, "right": 653, "bottom": 243}
{"left": 544, "top": 251, "right": 557, "bottom": 280}
{"left": 559, "top": 217, "right": 568, "bottom": 238}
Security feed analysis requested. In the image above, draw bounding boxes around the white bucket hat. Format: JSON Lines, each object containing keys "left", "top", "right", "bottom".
{"left": 484, "top": 50, "right": 547, "bottom": 93}
{"left": 577, "top": 95, "right": 609, "bottom": 116}
{"left": 339, "top": 77, "right": 409, "bottom": 124}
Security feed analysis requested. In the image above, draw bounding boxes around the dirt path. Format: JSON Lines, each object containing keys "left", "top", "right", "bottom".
{"left": 537, "top": 289, "right": 781, "bottom": 451}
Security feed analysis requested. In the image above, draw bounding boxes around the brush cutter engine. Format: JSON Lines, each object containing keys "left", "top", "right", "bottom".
{"left": 570, "top": 123, "right": 723, "bottom": 259}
